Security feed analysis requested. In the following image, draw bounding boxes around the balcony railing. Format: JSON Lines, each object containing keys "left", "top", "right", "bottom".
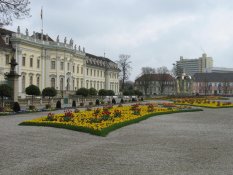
{"left": 11, "top": 33, "right": 85, "bottom": 55}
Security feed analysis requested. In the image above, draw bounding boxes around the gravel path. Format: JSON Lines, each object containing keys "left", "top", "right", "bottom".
{"left": 0, "top": 108, "right": 233, "bottom": 175}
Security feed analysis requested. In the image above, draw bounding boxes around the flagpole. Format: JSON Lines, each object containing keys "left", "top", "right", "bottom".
{"left": 41, "top": 6, "right": 43, "bottom": 40}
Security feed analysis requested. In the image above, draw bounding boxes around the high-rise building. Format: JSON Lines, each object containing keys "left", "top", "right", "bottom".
{"left": 175, "top": 53, "right": 213, "bottom": 77}
{"left": 205, "top": 67, "right": 233, "bottom": 73}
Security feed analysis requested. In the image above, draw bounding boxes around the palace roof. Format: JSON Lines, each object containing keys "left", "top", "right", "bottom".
{"left": 193, "top": 73, "right": 233, "bottom": 82}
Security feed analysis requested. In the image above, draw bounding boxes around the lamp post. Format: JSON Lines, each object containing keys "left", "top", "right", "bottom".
{"left": 4, "top": 55, "right": 21, "bottom": 102}
{"left": 172, "top": 63, "right": 177, "bottom": 95}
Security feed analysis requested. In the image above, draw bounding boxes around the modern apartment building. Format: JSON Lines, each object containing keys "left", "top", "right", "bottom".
{"left": 0, "top": 27, "right": 120, "bottom": 98}
{"left": 175, "top": 53, "right": 213, "bottom": 77}
{"left": 205, "top": 67, "right": 233, "bottom": 73}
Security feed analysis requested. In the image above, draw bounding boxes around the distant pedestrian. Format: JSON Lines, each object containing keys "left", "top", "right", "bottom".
{"left": 96, "top": 98, "right": 100, "bottom": 106}
{"left": 112, "top": 98, "right": 116, "bottom": 105}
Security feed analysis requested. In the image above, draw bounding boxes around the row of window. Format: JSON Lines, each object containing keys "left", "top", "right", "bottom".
{"left": 137, "top": 86, "right": 173, "bottom": 93}
{"left": 21, "top": 75, "right": 40, "bottom": 92}
{"left": 136, "top": 81, "right": 174, "bottom": 85}
{"left": 21, "top": 75, "right": 83, "bottom": 92}
{"left": 50, "top": 78, "right": 115, "bottom": 91}
{"left": 86, "top": 80, "right": 109, "bottom": 89}
{"left": 197, "top": 90, "right": 233, "bottom": 94}
{"left": 109, "top": 82, "right": 119, "bottom": 91}
{"left": 51, "top": 61, "right": 84, "bottom": 74}
{"left": 86, "top": 68, "right": 104, "bottom": 78}
{"left": 20, "top": 75, "right": 119, "bottom": 93}
{"left": 109, "top": 72, "right": 119, "bottom": 79}
{"left": 20, "top": 56, "right": 40, "bottom": 68}
{"left": 196, "top": 82, "right": 233, "bottom": 87}
{"left": 85, "top": 80, "right": 118, "bottom": 91}
{"left": 53, "top": 77, "right": 84, "bottom": 91}
{"left": 86, "top": 68, "right": 118, "bottom": 79}
{"left": 5, "top": 55, "right": 117, "bottom": 80}
{"left": 19, "top": 57, "right": 85, "bottom": 75}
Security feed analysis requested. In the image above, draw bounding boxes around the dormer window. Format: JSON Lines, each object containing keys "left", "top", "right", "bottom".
{"left": 5, "top": 36, "right": 9, "bottom": 45}
{"left": 5, "top": 55, "right": 10, "bottom": 65}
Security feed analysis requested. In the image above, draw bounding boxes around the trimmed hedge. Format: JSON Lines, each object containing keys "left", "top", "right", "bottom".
{"left": 19, "top": 109, "right": 203, "bottom": 137}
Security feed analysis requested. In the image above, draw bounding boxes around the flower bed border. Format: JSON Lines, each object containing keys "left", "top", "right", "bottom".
{"left": 0, "top": 109, "right": 57, "bottom": 116}
{"left": 175, "top": 103, "right": 233, "bottom": 109}
{"left": 19, "top": 109, "right": 203, "bottom": 137}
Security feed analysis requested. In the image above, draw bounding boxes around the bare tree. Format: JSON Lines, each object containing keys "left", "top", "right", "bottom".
{"left": 117, "top": 54, "right": 131, "bottom": 91}
{"left": 171, "top": 63, "right": 177, "bottom": 77}
{"left": 156, "top": 66, "right": 169, "bottom": 94}
{"left": 201, "top": 76, "right": 210, "bottom": 95}
{"left": 0, "top": 0, "right": 30, "bottom": 26}
{"left": 124, "top": 80, "right": 134, "bottom": 91}
{"left": 140, "top": 67, "right": 156, "bottom": 95}
{"left": 141, "top": 67, "right": 156, "bottom": 74}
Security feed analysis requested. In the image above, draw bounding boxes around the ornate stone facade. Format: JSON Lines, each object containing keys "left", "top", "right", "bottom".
{"left": 0, "top": 27, "right": 120, "bottom": 98}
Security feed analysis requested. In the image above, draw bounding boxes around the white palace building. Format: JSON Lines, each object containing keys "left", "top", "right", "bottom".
{"left": 0, "top": 27, "right": 120, "bottom": 98}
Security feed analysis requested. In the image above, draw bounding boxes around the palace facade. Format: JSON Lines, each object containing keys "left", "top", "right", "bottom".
{"left": 0, "top": 27, "right": 120, "bottom": 98}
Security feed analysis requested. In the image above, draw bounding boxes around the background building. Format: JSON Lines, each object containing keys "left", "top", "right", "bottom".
{"left": 0, "top": 27, "right": 120, "bottom": 98}
{"left": 175, "top": 73, "right": 192, "bottom": 95}
{"left": 175, "top": 53, "right": 213, "bottom": 77}
{"left": 134, "top": 74, "right": 175, "bottom": 95}
{"left": 85, "top": 53, "right": 120, "bottom": 94}
{"left": 205, "top": 67, "right": 233, "bottom": 73}
{"left": 193, "top": 73, "right": 233, "bottom": 95}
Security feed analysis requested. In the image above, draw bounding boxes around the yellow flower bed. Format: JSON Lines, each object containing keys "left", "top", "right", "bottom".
{"left": 20, "top": 104, "right": 201, "bottom": 136}
{"left": 174, "top": 98, "right": 233, "bottom": 108}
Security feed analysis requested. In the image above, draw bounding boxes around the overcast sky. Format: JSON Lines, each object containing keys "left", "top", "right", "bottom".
{"left": 5, "top": 0, "right": 233, "bottom": 80}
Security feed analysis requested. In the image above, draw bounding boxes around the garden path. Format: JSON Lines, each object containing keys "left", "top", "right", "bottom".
{"left": 0, "top": 105, "right": 233, "bottom": 174}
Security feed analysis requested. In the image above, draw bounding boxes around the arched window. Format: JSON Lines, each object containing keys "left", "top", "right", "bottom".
{"left": 86, "top": 80, "right": 89, "bottom": 89}
{"left": 37, "top": 77, "right": 40, "bottom": 87}
{"left": 66, "top": 78, "right": 70, "bottom": 90}
{"left": 115, "top": 83, "right": 117, "bottom": 92}
{"left": 76, "top": 78, "right": 79, "bottom": 89}
{"left": 81, "top": 79, "right": 83, "bottom": 87}
{"left": 22, "top": 76, "right": 25, "bottom": 92}
{"left": 30, "top": 58, "right": 33, "bottom": 67}
{"left": 51, "top": 78, "right": 55, "bottom": 88}
{"left": 5, "top": 36, "right": 9, "bottom": 44}
{"left": 30, "top": 76, "right": 33, "bottom": 85}
{"left": 73, "top": 79, "right": 75, "bottom": 90}
{"left": 60, "top": 78, "right": 64, "bottom": 90}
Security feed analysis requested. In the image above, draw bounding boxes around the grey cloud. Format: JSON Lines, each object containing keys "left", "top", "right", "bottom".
{"left": 6, "top": 0, "right": 233, "bottom": 80}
